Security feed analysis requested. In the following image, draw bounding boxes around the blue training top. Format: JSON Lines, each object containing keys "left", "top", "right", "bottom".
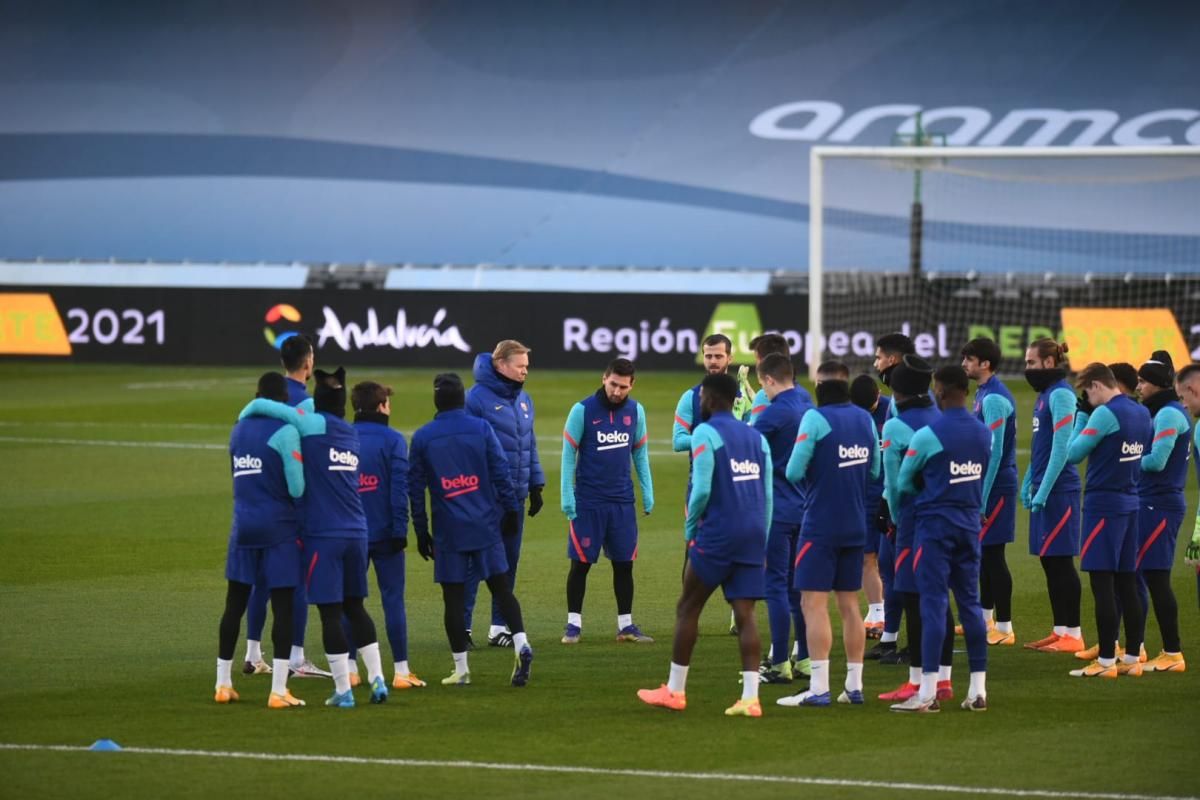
{"left": 785, "top": 402, "right": 880, "bottom": 545}
{"left": 353, "top": 419, "right": 410, "bottom": 544}
{"left": 561, "top": 390, "right": 653, "bottom": 518}
{"left": 685, "top": 411, "right": 772, "bottom": 565}
{"left": 899, "top": 406, "right": 992, "bottom": 530}
{"left": 228, "top": 411, "right": 304, "bottom": 548}
{"left": 1067, "top": 393, "right": 1152, "bottom": 513}
{"left": 409, "top": 408, "right": 519, "bottom": 553}
{"left": 973, "top": 375, "right": 1018, "bottom": 508}
{"left": 1139, "top": 397, "right": 1191, "bottom": 511}
{"left": 1025, "top": 380, "right": 1081, "bottom": 504}
{"left": 882, "top": 401, "right": 941, "bottom": 546}
{"left": 752, "top": 386, "right": 812, "bottom": 525}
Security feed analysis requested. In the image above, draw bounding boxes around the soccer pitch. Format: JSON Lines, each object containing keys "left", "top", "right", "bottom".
{"left": 0, "top": 363, "right": 1196, "bottom": 799}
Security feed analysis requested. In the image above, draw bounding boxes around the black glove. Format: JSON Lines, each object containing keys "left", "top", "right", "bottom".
{"left": 389, "top": 536, "right": 407, "bottom": 553}
{"left": 501, "top": 509, "right": 520, "bottom": 538}
{"left": 875, "top": 498, "right": 891, "bottom": 534}
{"left": 416, "top": 528, "right": 433, "bottom": 561}
{"left": 1077, "top": 390, "right": 1094, "bottom": 415}
{"left": 528, "top": 486, "right": 544, "bottom": 518}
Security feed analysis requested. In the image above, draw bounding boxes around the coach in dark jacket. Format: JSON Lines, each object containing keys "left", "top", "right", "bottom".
{"left": 462, "top": 340, "right": 546, "bottom": 646}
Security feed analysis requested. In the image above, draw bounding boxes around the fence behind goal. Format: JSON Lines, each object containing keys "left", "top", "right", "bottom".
{"left": 806, "top": 146, "right": 1200, "bottom": 377}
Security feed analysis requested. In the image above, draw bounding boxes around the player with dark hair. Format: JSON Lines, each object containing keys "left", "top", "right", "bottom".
{"left": 891, "top": 366, "right": 992, "bottom": 712}
{"left": 851, "top": 375, "right": 895, "bottom": 649}
{"left": 878, "top": 355, "right": 953, "bottom": 700}
{"left": 560, "top": 358, "right": 655, "bottom": 644}
{"left": 1066, "top": 363, "right": 1151, "bottom": 678}
{"left": 1022, "top": 338, "right": 1086, "bottom": 653}
{"left": 410, "top": 373, "right": 533, "bottom": 687}
{"left": 215, "top": 372, "right": 305, "bottom": 708}
{"left": 1109, "top": 363, "right": 1140, "bottom": 398}
{"left": 752, "top": 352, "right": 813, "bottom": 683}
{"left": 243, "top": 333, "right": 327, "bottom": 680}
{"left": 1130, "top": 352, "right": 1189, "bottom": 673}
{"left": 961, "top": 337, "right": 1018, "bottom": 646}
{"left": 1174, "top": 364, "right": 1200, "bottom": 612}
{"left": 747, "top": 334, "right": 812, "bottom": 424}
{"left": 874, "top": 333, "right": 917, "bottom": 391}
{"left": 638, "top": 373, "right": 773, "bottom": 717}
{"left": 352, "top": 381, "right": 425, "bottom": 690}
{"left": 674, "top": 333, "right": 737, "bottom": 452}
{"left": 778, "top": 361, "right": 879, "bottom": 707}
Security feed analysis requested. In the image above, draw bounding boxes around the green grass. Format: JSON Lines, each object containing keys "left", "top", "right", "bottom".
{"left": 0, "top": 363, "right": 1197, "bottom": 799}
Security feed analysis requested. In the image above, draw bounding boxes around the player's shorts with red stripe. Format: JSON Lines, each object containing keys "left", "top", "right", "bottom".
{"left": 979, "top": 488, "right": 1016, "bottom": 546}
{"left": 302, "top": 536, "right": 369, "bottom": 603}
{"left": 686, "top": 545, "right": 764, "bottom": 601}
{"left": 792, "top": 537, "right": 864, "bottom": 593}
{"left": 1135, "top": 502, "right": 1184, "bottom": 572}
{"left": 226, "top": 536, "right": 301, "bottom": 590}
{"left": 1029, "top": 491, "right": 1080, "bottom": 558}
{"left": 434, "top": 540, "right": 508, "bottom": 585}
{"left": 566, "top": 503, "right": 638, "bottom": 563}
{"left": 1079, "top": 508, "right": 1137, "bottom": 573}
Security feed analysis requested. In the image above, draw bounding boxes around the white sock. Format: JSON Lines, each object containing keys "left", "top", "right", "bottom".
{"left": 395, "top": 660, "right": 409, "bottom": 678}
{"left": 271, "top": 659, "right": 289, "bottom": 695}
{"left": 1098, "top": 656, "right": 1116, "bottom": 667}
{"left": 996, "top": 620, "right": 1013, "bottom": 634}
{"left": 327, "top": 653, "right": 351, "bottom": 694}
{"left": 968, "top": 671, "right": 987, "bottom": 699}
{"left": 667, "top": 662, "right": 689, "bottom": 693}
{"left": 982, "top": 608, "right": 994, "bottom": 624}
{"left": 511, "top": 631, "right": 529, "bottom": 652}
{"left": 289, "top": 645, "right": 305, "bottom": 668}
{"left": 489, "top": 625, "right": 507, "bottom": 638}
{"left": 791, "top": 641, "right": 800, "bottom": 658}
{"left": 617, "top": 613, "right": 633, "bottom": 630}
{"left": 245, "top": 640, "right": 262, "bottom": 663}
{"left": 767, "top": 644, "right": 774, "bottom": 661}
{"left": 810, "top": 659, "right": 830, "bottom": 695}
{"left": 919, "top": 672, "right": 938, "bottom": 703}
{"left": 908, "top": 666, "right": 922, "bottom": 686}
{"left": 1067, "top": 626, "right": 1082, "bottom": 639}
{"left": 216, "top": 658, "right": 233, "bottom": 689}
{"left": 846, "top": 662, "right": 863, "bottom": 693}
{"left": 867, "top": 603, "right": 884, "bottom": 623}
{"left": 1122, "top": 652, "right": 1140, "bottom": 664}
{"left": 567, "top": 612, "right": 582, "bottom": 628}
{"left": 359, "top": 642, "right": 383, "bottom": 682}
{"left": 938, "top": 665, "right": 952, "bottom": 682}
{"left": 741, "top": 671, "right": 759, "bottom": 701}
{"left": 881, "top": 631, "right": 898, "bottom": 644}
{"left": 452, "top": 651, "right": 469, "bottom": 676}
{"left": 1053, "top": 625, "right": 1067, "bottom": 637}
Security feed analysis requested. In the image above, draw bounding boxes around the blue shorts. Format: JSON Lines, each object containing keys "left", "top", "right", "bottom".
{"left": 980, "top": 490, "right": 1017, "bottom": 547}
{"left": 1030, "top": 492, "right": 1081, "bottom": 558}
{"left": 687, "top": 544, "right": 764, "bottom": 601}
{"left": 435, "top": 541, "right": 508, "bottom": 585}
{"left": 793, "top": 538, "right": 864, "bottom": 592}
{"left": 226, "top": 537, "right": 301, "bottom": 590}
{"left": 568, "top": 504, "right": 638, "bottom": 563}
{"left": 303, "top": 537, "right": 369, "bottom": 604}
{"left": 1136, "top": 504, "right": 1184, "bottom": 572}
{"left": 893, "top": 541, "right": 918, "bottom": 594}
{"left": 1080, "top": 508, "right": 1138, "bottom": 573}
{"left": 878, "top": 533, "right": 895, "bottom": 584}
{"left": 863, "top": 518, "right": 881, "bottom": 554}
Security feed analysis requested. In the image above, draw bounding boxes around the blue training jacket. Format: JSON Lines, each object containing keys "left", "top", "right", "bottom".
{"left": 466, "top": 353, "right": 545, "bottom": 499}
{"left": 353, "top": 418, "right": 409, "bottom": 545}
{"left": 409, "top": 408, "right": 519, "bottom": 553}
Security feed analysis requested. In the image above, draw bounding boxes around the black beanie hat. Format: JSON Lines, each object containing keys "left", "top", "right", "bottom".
{"left": 434, "top": 373, "right": 466, "bottom": 411}
{"left": 889, "top": 354, "right": 934, "bottom": 397}
{"left": 1138, "top": 350, "right": 1175, "bottom": 389}
{"left": 313, "top": 367, "right": 347, "bottom": 417}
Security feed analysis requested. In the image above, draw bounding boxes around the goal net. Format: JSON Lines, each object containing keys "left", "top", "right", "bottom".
{"left": 806, "top": 146, "right": 1200, "bottom": 379}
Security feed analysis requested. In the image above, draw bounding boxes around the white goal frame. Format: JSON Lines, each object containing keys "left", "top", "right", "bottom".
{"left": 807, "top": 144, "right": 1200, "bottom": 381}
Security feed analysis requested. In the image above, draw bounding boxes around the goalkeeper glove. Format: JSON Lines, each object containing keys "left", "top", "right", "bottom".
{"left": 1185, "top": 528, "right": 1200, "bottom": 566}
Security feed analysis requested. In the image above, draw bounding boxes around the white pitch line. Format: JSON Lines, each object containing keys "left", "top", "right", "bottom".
{"left": 0, "top": 436, "right": 225, "bottom": 451}
{"left": 0, "top": 744, "right": 1192, "bottom": 800}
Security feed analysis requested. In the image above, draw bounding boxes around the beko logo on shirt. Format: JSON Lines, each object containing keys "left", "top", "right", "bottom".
{"left": 730, "top": 458, "right": 761, "bottom": 481}
{"left": 328, "top": 448, "right": 358, "bottom": 471}
{"left": 358, "top": 473, "right": 380, "bottom": 494}
{"left": 233, "top": 454, "right": 263, "bottom": 476}
{"left": 838, "top": 444, "right": 870, "bottom": 468}
{"left": 1031, "top": 416, "right": 1041, "bottom": 434}
{"left": 949, "top": 460, "right": 984, "bottom": 484}
{"left": 597, "top": 430, "right": 630, "bottom": 451}
{"left": 441, "top": 474, "right": 480, "bottom": 498}
{"left": 1120, "top": 441, "right": 1145, "bottom": 462}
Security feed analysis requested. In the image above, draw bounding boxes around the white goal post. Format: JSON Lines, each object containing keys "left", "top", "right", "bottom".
{"left": 807, "top": 145, "right": 1200, "bottom": 381}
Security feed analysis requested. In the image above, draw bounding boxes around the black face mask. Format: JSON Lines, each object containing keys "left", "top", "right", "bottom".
{"left": 879, "top": 364, "right": 896, "bottom": 387}
{"left": 816, "top": 380, "right": 850, "bottom": 407}
{"left": 895, "top": 394, "right": 934, "bottom": 412}
{"left": 594, "top": 386, "right": 628, "bottom": 411}
{"left": 353, "top": 410, "right": 389, "bottom": 426}
{"left": 1025, "top": 367, "right": 1066, "bottom": 394}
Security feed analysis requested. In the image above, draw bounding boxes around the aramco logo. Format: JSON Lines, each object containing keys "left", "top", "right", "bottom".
{"left": 263, "top": 304, "right": 302, "bottom": 349}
